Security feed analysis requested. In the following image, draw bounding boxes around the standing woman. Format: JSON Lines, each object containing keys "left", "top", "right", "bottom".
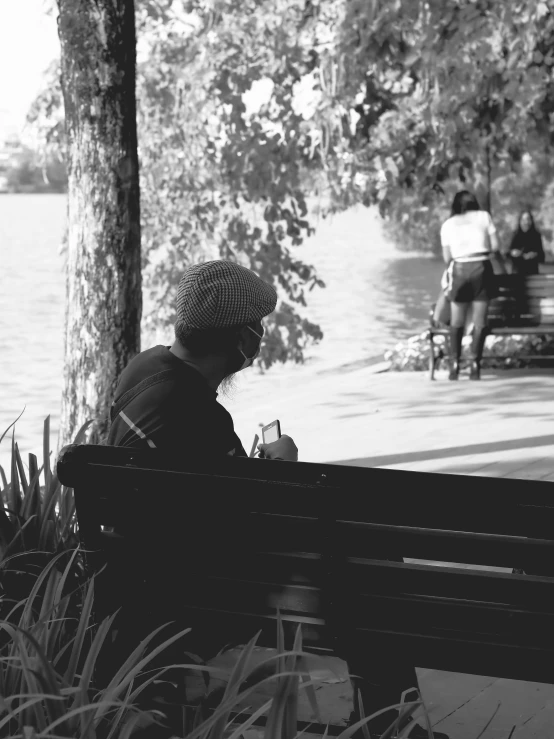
{"left": 508, "top": 209, "right": 545, "bottom": 275}
{"left": 440, "top": 191, "right": 500, "bottom": 380}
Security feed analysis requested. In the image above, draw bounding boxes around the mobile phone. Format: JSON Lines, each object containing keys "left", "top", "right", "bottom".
{"left": 262, "top": 420, "right": 281, "bottom": 444}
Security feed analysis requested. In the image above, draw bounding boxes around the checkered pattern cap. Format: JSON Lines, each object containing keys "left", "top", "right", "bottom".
{"left": 176, "top": 260, "right": 277, "bottom": 332}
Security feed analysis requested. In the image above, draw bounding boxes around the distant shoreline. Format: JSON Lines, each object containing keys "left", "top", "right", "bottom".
{"left": 0, "top": 188, "right": 67, "bottom": 195}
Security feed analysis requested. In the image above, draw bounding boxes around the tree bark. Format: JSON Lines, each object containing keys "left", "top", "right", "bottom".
{"left": 56, "top": 0, "right": 141, "bottom": 451}
{"left": 484, "top": 142, "right": 492, "bottom": 216}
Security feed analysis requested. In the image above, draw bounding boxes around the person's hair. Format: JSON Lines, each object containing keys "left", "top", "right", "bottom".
{"left": 517, "top": 209, "right": 537, "bottom": 232}
{"left": 451, "top": 190, "right": 481, "bottom": 216}
{"left": 174, "top": 321, "right": 246, "bottom": 357}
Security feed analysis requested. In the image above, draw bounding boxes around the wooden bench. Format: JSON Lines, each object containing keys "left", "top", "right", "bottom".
{"left": 428, "top": 272, "right": 554, "bottom": 379}
{"left": 56, "top": 444, "right": 554, "bottom": 728}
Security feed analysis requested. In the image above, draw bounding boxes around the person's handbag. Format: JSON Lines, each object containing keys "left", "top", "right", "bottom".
{"left": 433, "top": 288, "right": 451, "bottom": 326}
{"left": 441, "top": 261, "right": 454, "bottom": 298}
{"left": 432, "top": 263, "right": 453, "bottom": 326}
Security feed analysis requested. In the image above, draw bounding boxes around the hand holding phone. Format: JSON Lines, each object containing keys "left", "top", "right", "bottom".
{"left": 257, "top": 420, "right": 298, "bottom": 462}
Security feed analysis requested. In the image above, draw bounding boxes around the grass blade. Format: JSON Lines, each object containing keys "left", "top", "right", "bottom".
{"left": 14, "top": 443, "right": 29, "bottom": 497}
{"left": 63, "top": 576, "right": 95, "bottom": 683}
{"left": 11, "top": 431, "right": 22, "bottom": 517}
{"left": 19, "top": 551, "right": 72, "bottom": 629}
{"left": 225, "top": 698, "right": 273, "bottom": 739}
{"left": 77, "top": 612, "right": 118, "bottom": 698}
{"left": 41, "top": 701, "right": 134, "bottom": 735}
{"left": 0, "top": 462, "right": 8, "bottom": 490}
{"left": 72, "top": 419, "right": 94, "bottom": 445}
{"left": 186, "top": 670, "right": 310, "bottom": 739}
{"left": 0, "top": 407, "right": 25, "bottom": 446}
{"left": 23, "top": 454, "right": 42, "bottom": 527}
{"left": 300, "top": 666, "right": 321, "bottom": 724}
{"left": 207, "top": 631, "right": 261, "bottom": 739}
{"left": 98, "top": 626, "right": 193, "bottom": 721}
{"left": 43, "top": 416, "right": 52, "bottom": 491}
{"left": 336, "top": 701, "right": 421, "bottom": 739}
{"left": 0, "top": 504, "right": 15, "bottom": 555}
{"left": 356, "top": 688, "right": 372, "bottom": 739}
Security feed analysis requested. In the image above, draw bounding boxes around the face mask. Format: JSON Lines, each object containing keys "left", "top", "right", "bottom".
{"left": 239, "top": 326, "right": 263, "bottom": 370}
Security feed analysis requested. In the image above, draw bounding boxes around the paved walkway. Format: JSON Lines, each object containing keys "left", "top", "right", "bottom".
{"left": 221, "top": 366, "right": 554, "bottom": 738}
{"left": 332, "top": 368, "right": 554, "bottom": 483}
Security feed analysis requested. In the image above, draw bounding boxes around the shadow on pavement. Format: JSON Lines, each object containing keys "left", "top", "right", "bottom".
{"left": 332, "top": 434, "right": 554, "bottom": 468}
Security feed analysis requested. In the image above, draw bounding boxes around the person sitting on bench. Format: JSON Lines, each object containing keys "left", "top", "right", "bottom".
{"left": 508, "top": 209, "right": 545, "bottom": 275}
{"left": 107, "top": 259, "right": 298, "bottom": 461}
{"left": 106, "top": 259, "right": 448, "bottom": 739}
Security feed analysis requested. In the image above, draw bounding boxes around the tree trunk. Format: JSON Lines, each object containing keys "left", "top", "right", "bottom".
{"left": 56, "top": 0, "right": 141, "bottom": 451}
{"left": 484, "top": 142, "right": 492, "bottom": 216}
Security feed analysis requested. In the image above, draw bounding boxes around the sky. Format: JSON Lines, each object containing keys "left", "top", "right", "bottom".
{"left": 0, "top": 0, "right": 59, "bottom": 140}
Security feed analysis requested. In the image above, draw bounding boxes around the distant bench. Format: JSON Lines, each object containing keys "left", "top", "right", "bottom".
{"left": 428, "top": 272, "right": 554, "bottom": 379}
{"left": 56, "top": 443, "right": 554, "bottom": 731}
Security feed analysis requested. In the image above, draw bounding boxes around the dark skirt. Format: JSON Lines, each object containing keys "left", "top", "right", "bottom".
{"left": 450, "top": 260, "right": 494, "bottom": 303}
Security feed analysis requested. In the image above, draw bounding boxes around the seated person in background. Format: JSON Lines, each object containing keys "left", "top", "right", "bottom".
{"left": 107, "top": 259, "right": 297, "bottom": 461}
{"left": 508, "top": 209, "right": 545, "bottom": 275}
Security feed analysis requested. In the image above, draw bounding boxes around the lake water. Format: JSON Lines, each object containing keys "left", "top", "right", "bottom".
{"left": 0, "top": 194, "right": 443, "bottom": 468}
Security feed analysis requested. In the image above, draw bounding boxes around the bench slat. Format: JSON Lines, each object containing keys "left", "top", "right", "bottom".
{"left": 103, "top": 565, "right": 554, "bottom": 643}
{"left": 65, "top": 463, "right": 554, "bottom": 540}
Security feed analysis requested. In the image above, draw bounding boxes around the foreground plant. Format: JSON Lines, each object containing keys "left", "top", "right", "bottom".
{"left": 0, "top": 548, "right": 430, "bottom": 739}
{"left": 0, "top": 414, "right": 94, "bottom": 558}
{"left": 0, "top": 553, "right": 192, "bottom": 738}
{"left": 0, "top": 414, "right": 94, "bottom": 613}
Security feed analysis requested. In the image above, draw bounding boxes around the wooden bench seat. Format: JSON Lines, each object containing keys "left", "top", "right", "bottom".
{"left": 428, "top": 273, "right": 554, "bottom": 379}
{"left": 56, "top": 442, "right": 554, "bottom": 712}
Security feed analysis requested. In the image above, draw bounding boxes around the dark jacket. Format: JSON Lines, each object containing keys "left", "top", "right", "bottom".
{"left": 509, "top": 228, "right": 545, "bottom": 275}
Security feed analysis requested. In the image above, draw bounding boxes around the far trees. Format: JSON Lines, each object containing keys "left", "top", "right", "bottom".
{"left": 322, "top": 0, "right": 554, "bottom": 251}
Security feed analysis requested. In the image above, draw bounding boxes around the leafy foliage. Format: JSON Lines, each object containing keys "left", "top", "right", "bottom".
{"left": 24, "top": 59, "right": 68, "bottom": 191}
{"left": 29, "top": 0, "right": 327, "bottom": 369}
{"left": 137, "top": 0, "right": 328, "bottom": 366}
{"left": 319, "top": 0, "right": 554, "bottom": 251}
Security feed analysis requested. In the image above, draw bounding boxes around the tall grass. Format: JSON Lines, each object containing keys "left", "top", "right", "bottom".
{"left": 0, "top": 413, "right": 92, "bottom": 560}
{"left": 0, "top": 414, "right": 93, "bottom": 616}
{"left": 0, "top": 550, "right": 425, "bottom": 739}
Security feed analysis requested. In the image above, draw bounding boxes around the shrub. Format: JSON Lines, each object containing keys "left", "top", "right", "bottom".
{"left": 385, "top": 331, "right": 554, "bottom": 372}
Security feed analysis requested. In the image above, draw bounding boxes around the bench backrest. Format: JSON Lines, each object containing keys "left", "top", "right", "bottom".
{"left": 489, "top": 273, "right": 554, "bottom": 326}
{"left": 56, "top": 444, "right": 554, "bottom": 683}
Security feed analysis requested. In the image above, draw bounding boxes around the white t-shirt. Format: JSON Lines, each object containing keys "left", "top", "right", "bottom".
{"left": 440, "top": 210, "right": 497, "bottom": 262}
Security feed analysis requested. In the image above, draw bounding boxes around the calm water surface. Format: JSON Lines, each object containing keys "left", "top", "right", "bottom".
{"left": 0, "top": 195, "right": 443, "bottom": 467}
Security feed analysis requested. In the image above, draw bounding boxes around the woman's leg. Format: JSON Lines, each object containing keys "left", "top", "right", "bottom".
{"left": 448, "top": 302, "right": 468, "bottom": 380}
{"left": 469, "top": 300, "right": 489, "bottom": 379}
